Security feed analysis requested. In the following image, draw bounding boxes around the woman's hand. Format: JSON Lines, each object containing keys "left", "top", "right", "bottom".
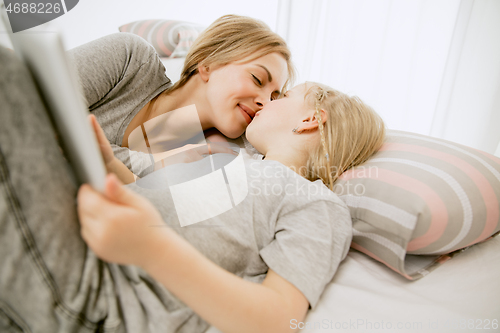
{"left": 89, "top": 114, "right": 115, "bottom": 168}
{"left": 89, "top": 114, "right": 136, "bottom": 184}
{"left": 77, "top": 173, "right": 169, "bottom": 267}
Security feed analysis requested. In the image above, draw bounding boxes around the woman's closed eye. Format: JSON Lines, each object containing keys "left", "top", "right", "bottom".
{"left": 251, "top": 73, "right": 280, "bottom": 101}
{"left": 252, "top": 74, "right": 262, "bottom": 86}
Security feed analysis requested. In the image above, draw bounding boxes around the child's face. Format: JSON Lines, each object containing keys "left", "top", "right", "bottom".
{"left": 246, "top": 83, "right": 312, "bottom": 151}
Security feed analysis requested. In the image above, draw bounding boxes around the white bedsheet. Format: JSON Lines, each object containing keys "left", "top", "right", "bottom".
{"left": 302, "top": 235, "right": 500, "bottom": 333}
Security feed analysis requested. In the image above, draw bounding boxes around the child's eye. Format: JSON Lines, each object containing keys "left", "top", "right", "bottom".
{"left": 270, "top": 91, "right": 286, "bottom": 101}
{"left": 252, "top": 74, "right": 262, "bottom": 86}
{"left": 270, "top": 92, "right": 280, "bottom": 101}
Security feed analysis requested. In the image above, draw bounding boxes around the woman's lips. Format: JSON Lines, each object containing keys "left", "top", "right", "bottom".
{"left": 238, "top": 104, "right": 254, "bottom": 125}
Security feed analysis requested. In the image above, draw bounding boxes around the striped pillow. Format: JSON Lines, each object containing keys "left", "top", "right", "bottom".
{"left": 332, "top": 130, "right": 500, "bottom": 280}
{"left": 119, "top": 20, "right": 204, "bottom": 58}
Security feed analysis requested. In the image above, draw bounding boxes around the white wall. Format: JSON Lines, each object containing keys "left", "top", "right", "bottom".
{"left": 39, "top": 0, "right": 279, "bottom": 50}
{"left": 281, "top": 0, "right": 461, "bottom": 136}
{"left": 277, "top": 0, "right": 500, "bottom": 154}
{"left": 436, "top": 0, "right": 500, "bottom": 154}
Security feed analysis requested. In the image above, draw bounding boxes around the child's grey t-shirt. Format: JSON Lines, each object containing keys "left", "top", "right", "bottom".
{"left": 123, "top": 155, "right": 352, "bottom": 332}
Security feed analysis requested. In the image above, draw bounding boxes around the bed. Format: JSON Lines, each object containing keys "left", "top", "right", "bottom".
{"left": 206, "top": 234, "right": 500, "bottom": 333}
{"left": 300, "top": 236, "right": 500, "bottom": 333}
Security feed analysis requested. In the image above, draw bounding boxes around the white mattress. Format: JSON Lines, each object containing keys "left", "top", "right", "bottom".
{"left": 303, "top": 234, "right": 500, "bottom": 333}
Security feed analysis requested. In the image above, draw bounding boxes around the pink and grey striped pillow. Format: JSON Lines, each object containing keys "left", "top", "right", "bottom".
{"left": 332, "top": 130, "right": 500, "bottom": 280}
{"left": 119, "top": 20, "right": 204, "bottom": 58}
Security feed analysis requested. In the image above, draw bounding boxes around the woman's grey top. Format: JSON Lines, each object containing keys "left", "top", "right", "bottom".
{"left": 68, "top": 32, "right": 171, "bottom": 177}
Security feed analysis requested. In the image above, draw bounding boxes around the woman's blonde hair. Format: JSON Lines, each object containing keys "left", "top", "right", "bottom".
{"left": 168, "top": 14, "right": 295, "bottom": 94}
{"left": 303, "top": 83, "right": 386, "bottom": 189}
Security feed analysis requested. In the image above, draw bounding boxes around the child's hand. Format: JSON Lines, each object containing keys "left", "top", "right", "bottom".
{"left": 88, "top": 114, "right": 115, "bottom": 169}
{"left": 77, "top": 173, "right": 169, "bottom": 267}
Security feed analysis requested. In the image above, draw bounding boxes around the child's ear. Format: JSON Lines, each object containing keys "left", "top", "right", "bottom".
{"left": 316, "top": 109, "right": 328, "bottom": 126}
{"left": 198, "top": 63, "right": 211, "bottom": 82}
{"left": 296, "top": 109, "right": 327, "bottom": 133}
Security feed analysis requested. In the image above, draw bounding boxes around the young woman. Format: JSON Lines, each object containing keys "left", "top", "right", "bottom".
{"left": 69, "top": 15, "right": 294, "bottom": 178}
{"left": 78, "top": 82, "right": 386, "bottom": 333}
{"left": 0, "top": 15, "right": 294, "bottom": 333}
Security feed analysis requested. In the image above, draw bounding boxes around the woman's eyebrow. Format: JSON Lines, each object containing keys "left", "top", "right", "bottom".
{"left": 257, "top": 65, "right": 273, "bottom": 82}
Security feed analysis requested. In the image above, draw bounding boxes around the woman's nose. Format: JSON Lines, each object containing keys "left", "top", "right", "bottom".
{"left": 255, "top": 91, "right": 271, "bottom": 108}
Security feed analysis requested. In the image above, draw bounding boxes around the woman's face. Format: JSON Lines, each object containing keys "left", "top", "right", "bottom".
{"left": 203, "top": 52, "right": 288, "bottom": 138}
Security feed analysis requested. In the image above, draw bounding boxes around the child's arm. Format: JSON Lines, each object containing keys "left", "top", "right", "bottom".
{"left": 77, "top": 174, "right": 309, "bottom": 333}
{"left": 142, "top": 232, "right": 309, "bottom": 333}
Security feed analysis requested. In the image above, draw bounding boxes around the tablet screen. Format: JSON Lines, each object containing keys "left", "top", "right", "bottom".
{"left": 9, "top": 30, "right": 106, "bottom": 192}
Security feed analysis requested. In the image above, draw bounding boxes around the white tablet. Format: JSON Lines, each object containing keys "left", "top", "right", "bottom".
{"left": 6, "top": 27, "right": 106, "bottom": 192}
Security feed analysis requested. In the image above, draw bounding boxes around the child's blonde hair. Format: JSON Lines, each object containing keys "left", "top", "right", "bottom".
{"left": 168, "top": 15, "right": 295, "bottom": 94}
{"left": 304, "top": 83, "right": 386, "bottom": 189}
